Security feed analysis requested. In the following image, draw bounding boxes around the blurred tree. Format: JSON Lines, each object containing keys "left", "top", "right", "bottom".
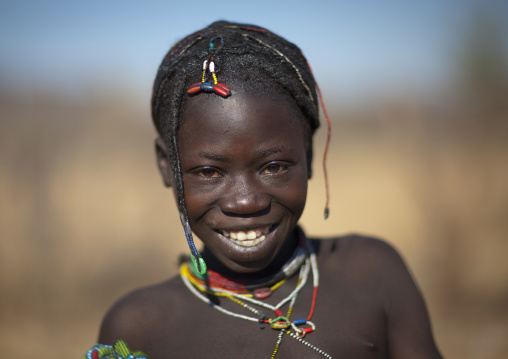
{"left": 456, "top": 3, "right": 508, "bottom": 122}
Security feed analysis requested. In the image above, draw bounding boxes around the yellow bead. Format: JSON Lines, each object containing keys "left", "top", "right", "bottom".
{"left": 271, "top": 322, "right": 289, "bottom": 329}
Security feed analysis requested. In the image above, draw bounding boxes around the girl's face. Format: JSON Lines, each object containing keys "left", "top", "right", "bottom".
{"left": 177, "top": 91, "right": 309, "bottom": 273}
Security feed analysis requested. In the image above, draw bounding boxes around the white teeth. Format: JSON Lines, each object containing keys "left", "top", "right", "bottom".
{"left": 221, "top": 226, "right": 270, "bottom": 247}
{"left": 231, "top": 235, "right": 266, "bottom": 247}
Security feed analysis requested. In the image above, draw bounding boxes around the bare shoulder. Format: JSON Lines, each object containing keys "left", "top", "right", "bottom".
{"left": 311, "top": 234, "right": 416, "bottom": 310}
{"left": 98, "top": 275, "right": 185, "bottom": 349}
{"left": 312, "top": 233, "right": 442, "bottom": 359}
{"left": 312, "top": 233, "right": 406, "bottom": 277}
{"left": 313, "top": 233, "right": 422, "bottom": 308}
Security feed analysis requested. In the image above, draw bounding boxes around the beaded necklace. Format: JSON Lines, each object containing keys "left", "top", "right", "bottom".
{"left": 180, "top": 229, "right": 333, "bottom": 358}
{"left": 186, "top": 236, "right": 307, "bottom": 297}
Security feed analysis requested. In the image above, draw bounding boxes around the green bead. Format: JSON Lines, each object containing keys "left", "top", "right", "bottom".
{"left": 191, "top": 253, "right": 207, "bottom": 275}
{"left": 113, "top": 340, "right": 130, "bottom": 357}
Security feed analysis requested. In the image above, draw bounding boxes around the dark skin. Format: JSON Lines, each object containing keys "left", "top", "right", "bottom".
{"left": 99, "top": 88, "right": 442, "bottom": 358}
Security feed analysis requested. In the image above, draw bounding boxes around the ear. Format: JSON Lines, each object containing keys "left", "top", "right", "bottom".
{"left": 155, "top": 137, "right": 173, "bottom": 187}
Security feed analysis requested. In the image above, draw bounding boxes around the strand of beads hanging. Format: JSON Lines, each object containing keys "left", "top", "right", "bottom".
{"left": 179, "top": 212, "right": 206, "bottom": 275}
{"left": 187, "top": 36, "right": 231, "bottom": 98}
{"left": 241, "top": 31, "right": 332, "bottom": 220}
{"left": 269, "top": 294, "right": 297, "bottom": 358}
{"left": 287, "top": 331, "right": 333, "bottom": 359}
{"left": 270, "top": 329, "right": 285, "bottom": 359}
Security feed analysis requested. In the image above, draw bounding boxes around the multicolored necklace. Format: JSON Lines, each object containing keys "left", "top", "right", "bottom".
{"left": 180, "top": 229, "right": 333, "bottom": 358}
{"left": 186, "top": 234, "right": 307, "bottom": 297}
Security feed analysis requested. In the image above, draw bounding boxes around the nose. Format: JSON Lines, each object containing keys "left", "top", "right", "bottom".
{"left": 219, "top": 176, "right": 271, "bottom": 216}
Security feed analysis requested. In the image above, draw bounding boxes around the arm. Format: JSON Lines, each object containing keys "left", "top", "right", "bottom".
{"left": 98, "top": 294, "right": 148, "bottom": 348}
{"left": 376, "top": 241, "right": 442, "bottom": 359}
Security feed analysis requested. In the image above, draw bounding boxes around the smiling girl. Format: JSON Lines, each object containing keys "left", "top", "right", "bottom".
{"left": 84, "top": 21, "right": 442, "bottom": 359}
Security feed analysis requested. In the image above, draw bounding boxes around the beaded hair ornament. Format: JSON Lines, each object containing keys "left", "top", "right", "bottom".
{"left": 187, "top": 36, "right": 231, "bottom": 98}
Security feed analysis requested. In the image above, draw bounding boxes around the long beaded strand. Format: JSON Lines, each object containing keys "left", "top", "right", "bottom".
{"left": 271, "top": 330, "right": 285, "bottom": 359}
{"left": 241, "top": 31, "right": 332, "bottom": 219}
{"left": 270, "top": 294, "right": 297, "bottom": 359}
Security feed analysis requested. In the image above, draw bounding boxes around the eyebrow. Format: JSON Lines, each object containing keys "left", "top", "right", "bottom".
{"left": 198, "top": 151, "right": 228, "bottom": 161}
{"left": 198, "top": 146, "right": 286, "bottom": 162}
{"left": 257, "top": 146, "right": 285, "bottom": 157}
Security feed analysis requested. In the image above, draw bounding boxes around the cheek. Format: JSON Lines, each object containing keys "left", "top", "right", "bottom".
{"left": 293, "top": 176, "right": 308, "bottom": 215}
{"left": 275, "top": 168, "right": 308, "bottom": 217}
{"left": 182, "top": 181, "right": 221, "bottom": 218}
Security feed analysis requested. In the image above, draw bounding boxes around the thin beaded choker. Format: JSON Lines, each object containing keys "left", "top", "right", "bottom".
{"left": 180, "top": 229, "right": 333, "bottom": 358}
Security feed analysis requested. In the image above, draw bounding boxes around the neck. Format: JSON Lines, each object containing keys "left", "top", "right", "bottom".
{"left": 200, "top": 229, "right": 300, "bottom": 280}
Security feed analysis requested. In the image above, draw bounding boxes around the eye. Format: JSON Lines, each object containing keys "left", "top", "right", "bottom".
{"left": 196, "top": 167, "right": 220, "bottom": 178}
{"left": 262, "top": 163, "right": 287, "bottom": 175}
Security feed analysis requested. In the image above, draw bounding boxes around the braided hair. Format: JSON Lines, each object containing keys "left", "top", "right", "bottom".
{"left": 151, "top": 21, "right": 329, "bottom": 274}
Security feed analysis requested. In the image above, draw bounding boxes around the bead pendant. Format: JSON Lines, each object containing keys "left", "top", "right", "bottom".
{"left": 187, "top": 82, "right": 231, "bottom": 98}
{"left": 253, "top": 287, "right": 272, "bottom": 299}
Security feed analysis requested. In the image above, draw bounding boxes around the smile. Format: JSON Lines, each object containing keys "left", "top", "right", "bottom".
{"left": 221, "top": 226, "right": 271, "bottom": 247}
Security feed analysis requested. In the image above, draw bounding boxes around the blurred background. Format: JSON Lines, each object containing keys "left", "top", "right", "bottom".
{"left": 1, "top": 0, "right": 507, "bottom": 358}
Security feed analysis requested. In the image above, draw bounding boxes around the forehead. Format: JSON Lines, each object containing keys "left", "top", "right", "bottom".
{"left": 178, "top": 91, "right": 307, "bottom": 155}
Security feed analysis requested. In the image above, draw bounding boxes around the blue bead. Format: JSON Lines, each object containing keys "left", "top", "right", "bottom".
{"left": 200, "top": 82, "right": 214, "bottom": 91}
{"left": 293, "top": 318, "right": 306, "bottom": 325}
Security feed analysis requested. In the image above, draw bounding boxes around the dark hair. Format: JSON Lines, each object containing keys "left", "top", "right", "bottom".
{"left": 151, "top": 21, "right": 323, "bottom": 272}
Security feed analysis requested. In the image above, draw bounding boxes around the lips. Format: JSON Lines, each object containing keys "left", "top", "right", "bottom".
{"left": 221, "top": 226, "right": 270, "bottom": 247}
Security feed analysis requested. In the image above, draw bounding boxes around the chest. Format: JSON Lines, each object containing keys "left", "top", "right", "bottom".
{"left": 143, "top": 274, "right": 389, "bottom": 359}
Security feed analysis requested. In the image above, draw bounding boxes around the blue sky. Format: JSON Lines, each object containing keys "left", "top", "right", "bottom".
{"left": 0, "top": 0, "right": 506, "bottom": 106}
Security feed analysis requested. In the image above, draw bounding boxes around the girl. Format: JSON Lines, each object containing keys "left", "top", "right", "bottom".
{"left": 84, "top": 21, "right": 442, "bottom": 359}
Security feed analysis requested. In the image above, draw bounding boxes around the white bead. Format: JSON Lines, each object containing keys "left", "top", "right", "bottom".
{"left": 203, "top": 60, "right": 208, "bottom": 70}
{"left": 209, "top": 61, "right": 215, "bottom": 73}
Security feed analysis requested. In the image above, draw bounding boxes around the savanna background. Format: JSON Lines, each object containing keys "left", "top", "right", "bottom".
{"left": 1, "top": 1, "right": 507, "bottom": 358}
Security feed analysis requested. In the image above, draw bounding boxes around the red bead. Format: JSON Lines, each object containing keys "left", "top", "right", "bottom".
{"left": 216, "top": 83, "right": 231, "bottom": 92}
{"left": 253, "top": 287, "right": 272, "bottom": 299}
{"left": 214, "top": 83, "right": 231, "bottom": 97}
{"left": 187, "top": 83, "right": 202, "bottom": 94}
{"left": 216, "top": 83, "right": 231, "bottom": 95}
{"left": 92, "top": 349, "right": 99, "bottom": 359}
{"left": 275, "top": 309, "right": 283, "bottom": 317}
{"left": 213, "top": 86, "right": 229, "bottom": 97}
